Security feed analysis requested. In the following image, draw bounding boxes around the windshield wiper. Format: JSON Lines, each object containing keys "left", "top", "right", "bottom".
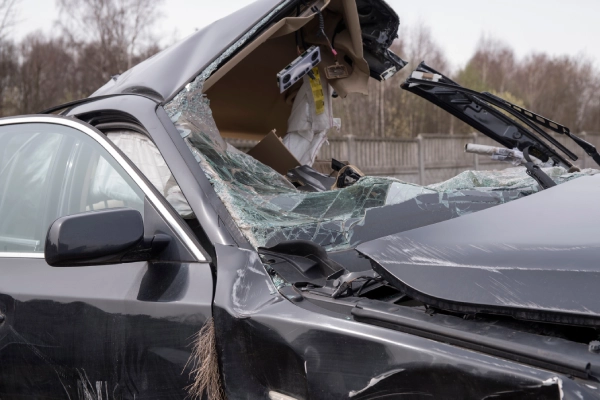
{"left": 405, "top": 73, "right": 577, "bottom": 164}
{"left": 523, "top": 146, "right": 557, "bottom": 190}
{"left": 483, "top": 91, "right": 600, "bottom": 167}
{"left": 404, "top": 63, "right": 600, "bottom": 169}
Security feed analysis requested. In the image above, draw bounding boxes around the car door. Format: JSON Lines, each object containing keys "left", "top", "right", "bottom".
{"left": 0, "top": 116, "right": 213, "bottom": 399}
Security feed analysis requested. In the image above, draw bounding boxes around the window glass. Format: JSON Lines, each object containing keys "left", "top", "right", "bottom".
{"left": 105, "top": 130, "right": 194, "bottom": 219}
{"left": 0, "top": 122, "right": 144, "bottom": 253}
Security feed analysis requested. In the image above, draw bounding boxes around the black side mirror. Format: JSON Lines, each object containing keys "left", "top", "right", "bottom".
{"left": 45, "top": 208, "right": 169, "bottom": 267}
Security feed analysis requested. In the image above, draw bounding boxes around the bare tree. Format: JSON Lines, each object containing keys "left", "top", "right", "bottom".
{"left": 0, "top": 0, "right": 19, "bottom": 41}
{"left": 57, "top": 0, "right": 164, "bottom": 94}
{"left": 0, "top": 0, "right": 19, "bottom": 116}
{"left": 513, "top": 53, "right": 600, "bottom": 133}
{"left": 0, "top": 39, "right": 16, "bottom": 115}
{"left": 457, "top": 36, "right": 515, "bottom": 93}
{"left": 13, "top": 33, "right": 74, "bottom": 113}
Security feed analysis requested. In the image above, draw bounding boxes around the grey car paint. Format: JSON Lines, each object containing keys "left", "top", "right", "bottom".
{"left": 357, "top": 173, "right": 600, "bottom": 327}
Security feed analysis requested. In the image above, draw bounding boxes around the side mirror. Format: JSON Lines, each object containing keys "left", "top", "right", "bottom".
{"left": 45, "top": 208, "right": 165, "bottom": 267}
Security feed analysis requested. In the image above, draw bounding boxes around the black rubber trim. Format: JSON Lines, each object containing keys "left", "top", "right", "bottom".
{"left": 94, "top": 121, "right": 150, "bottom": 136}
{"left": 39, "top": 94, "right": 158, "bottom": 115}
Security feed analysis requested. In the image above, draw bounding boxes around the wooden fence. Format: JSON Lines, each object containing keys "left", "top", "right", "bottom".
{"left": 227, "top": 132, "right": 600, "bottom": 185}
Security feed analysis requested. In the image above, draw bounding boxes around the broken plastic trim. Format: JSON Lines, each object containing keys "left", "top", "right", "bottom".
{"left": 355, "top": 0, "right": 407, "bottom": 81}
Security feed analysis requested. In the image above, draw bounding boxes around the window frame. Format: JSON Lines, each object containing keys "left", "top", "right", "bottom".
{"left": 0, "top": 115, "right": 207, "bottom": 262}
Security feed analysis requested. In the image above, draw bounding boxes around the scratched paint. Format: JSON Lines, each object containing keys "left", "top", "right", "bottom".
{"left": 542, "top": 377, "right": 564, "bottom": 400}
{"left": 348, "top": 368, "right": 405, "bottom": 397}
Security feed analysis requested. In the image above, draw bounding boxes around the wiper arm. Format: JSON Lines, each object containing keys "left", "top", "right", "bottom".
{"left": 523, "top": 146, "right": 557, "bottom": 190}
{"left": 484, "top": 91, "right": 600, "bottom": 167}
{"left": 569, "top": 133, "right": 600, "bottom": 166}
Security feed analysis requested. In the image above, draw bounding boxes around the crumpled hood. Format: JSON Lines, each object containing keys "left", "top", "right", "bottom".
{"left": 357, "top": 173, "right": 600, "bottom": 327}
{"left": 92, "top": 0, "right": 286, "bottom": 102}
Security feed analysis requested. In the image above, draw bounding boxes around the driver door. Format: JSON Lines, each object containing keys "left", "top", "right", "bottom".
{"left": 0, "top": 116, "right": 213, "bottom": 399}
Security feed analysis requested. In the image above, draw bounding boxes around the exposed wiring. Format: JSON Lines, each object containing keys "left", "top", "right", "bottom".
{"left": 311, "top": 5, "right": 337, "bottom": 60}
{"left": 295, "top": 3, "right": 305, "bottom": 54}
{"left": 331, "top": 20, "right": 345, "bottom": 51}
{"left": 332, "top": 276, "right": 383, "bottom": 298}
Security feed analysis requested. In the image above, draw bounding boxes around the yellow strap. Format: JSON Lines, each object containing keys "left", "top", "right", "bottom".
{"left": 309, "top": 67, "right": 325, "bottom": 115}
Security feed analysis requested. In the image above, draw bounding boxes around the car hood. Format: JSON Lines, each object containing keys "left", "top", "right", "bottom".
{"left": 92, "top": 0, "right": 404, "bottom": 103}
{"left": 357, "top": 173, "right": 600, "bottom": 327}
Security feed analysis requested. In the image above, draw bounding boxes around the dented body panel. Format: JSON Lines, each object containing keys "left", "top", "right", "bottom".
{"left": 2, "top": 0, "right": 600, "bottom": 398}
{"left": 357, "top": 174, "right": 600, "bottom": 327}
{"left": 0, "top": 258, "right": 213, "bottom": 398}
{"left": 213, "top": 244, "right": 600, "bottom": 400}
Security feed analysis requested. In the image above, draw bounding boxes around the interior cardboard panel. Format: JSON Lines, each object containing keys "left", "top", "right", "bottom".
{"left": 202, "top": 6, "right": 325, "bottom": 93}
{"left": 205, "top": 0, "right": 369, "bottom": 141}
{"left": 206, "top": 33, "right": 300, "bottom": 140}
{"left": 301, "top": 1, "right": 370, "bottom": 96}
{"left": 247, "top": 130, "right": 301, "bottom": 174}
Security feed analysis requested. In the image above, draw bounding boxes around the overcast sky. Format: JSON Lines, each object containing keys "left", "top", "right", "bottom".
{"left": 11, "top": 0, "right": 600, "bottom": 71}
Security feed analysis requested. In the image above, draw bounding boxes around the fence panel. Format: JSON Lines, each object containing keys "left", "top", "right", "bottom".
{"left": 419, "top": 134, "right": 474, "bottom": 185}
{"left": 319, "top": 138, "right": 349, "bottom": 163}
{"left": 225, "top": 132, "right": 600, "bottom": 186}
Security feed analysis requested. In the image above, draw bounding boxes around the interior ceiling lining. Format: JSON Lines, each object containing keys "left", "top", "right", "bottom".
{"left": 204, "top": 0, "right": 369, "bottom": 140}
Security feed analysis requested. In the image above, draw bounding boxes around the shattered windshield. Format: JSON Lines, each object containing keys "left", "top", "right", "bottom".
{"left": 165, "top": 77, "right": 597, "bottom": 250}
{"left": 428, "top": 166, "right": 597, "bottom": 192}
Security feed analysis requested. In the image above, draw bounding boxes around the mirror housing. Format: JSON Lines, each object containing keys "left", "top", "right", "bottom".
{"left": 45, "top": 208, "right": 148, "bottom": 267}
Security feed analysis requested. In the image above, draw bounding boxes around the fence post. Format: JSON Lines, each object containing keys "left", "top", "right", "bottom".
{"left": 472, "top": 132, "right": 479, "bottom": 171}
{"left": 345, "top": 134, "right": 355, "bottom": 165}
{"left": 417, "top": 134, "right": 425, "bottom": 185}
{"left": 580, "top": 131, "right": 587, "bottom": 169}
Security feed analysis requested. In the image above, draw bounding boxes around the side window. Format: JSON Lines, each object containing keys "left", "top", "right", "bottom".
{"left": 103, "top": 130, "right": 194, "bottom": 219}
{"left": 0, "top": 122, "right": 145, "bottom": 253}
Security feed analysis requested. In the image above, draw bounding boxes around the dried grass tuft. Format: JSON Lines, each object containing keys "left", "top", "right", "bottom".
{"left": 184, "top": 317, "right": 226, "bottom": 400}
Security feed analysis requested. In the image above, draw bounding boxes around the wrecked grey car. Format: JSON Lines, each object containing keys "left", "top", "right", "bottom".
{"left": 1, "top": 0, "right": 600, "bottom": 399}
